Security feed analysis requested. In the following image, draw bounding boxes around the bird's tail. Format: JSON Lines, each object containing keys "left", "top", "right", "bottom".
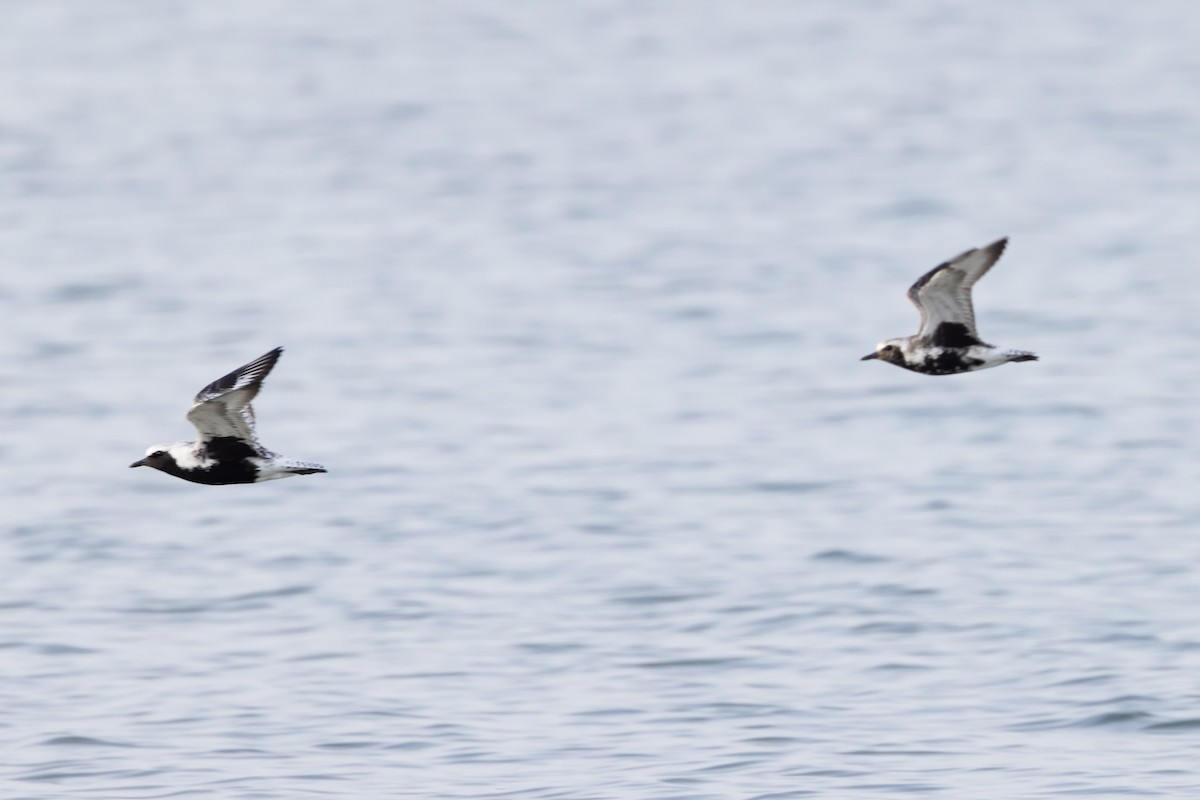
{"left": 280, "top": 458, "right": 327, "bottom": 475}
{"left": 1005, "top": 350, "right": 1038, "bottom": 363}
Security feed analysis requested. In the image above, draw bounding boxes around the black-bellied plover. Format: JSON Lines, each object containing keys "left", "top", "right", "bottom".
{"left": 130, "top": 347, "right": 327, "bottom": 484}
{"left": 861, "top": 238, "right": 1038, "bottom": 375}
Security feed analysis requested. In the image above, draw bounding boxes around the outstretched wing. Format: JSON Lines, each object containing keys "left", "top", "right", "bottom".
{"left": 907, "top": 238, "right": 1007, "bottom": 346}
{"left": 185, "top": 347, "right": 283, "bottom": 453}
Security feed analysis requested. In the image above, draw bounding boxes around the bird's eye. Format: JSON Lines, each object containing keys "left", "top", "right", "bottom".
{"left": 882, "top": 345, "right": 895, "bottom": 352}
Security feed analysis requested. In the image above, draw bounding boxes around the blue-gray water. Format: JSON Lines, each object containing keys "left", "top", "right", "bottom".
{"left": 4, "top": 2, "right": 1200, "bottom": 798}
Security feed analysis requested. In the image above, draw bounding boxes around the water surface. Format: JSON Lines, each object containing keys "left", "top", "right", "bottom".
{"left": 4, "top": 2, "right": 1200, "bottom": 797}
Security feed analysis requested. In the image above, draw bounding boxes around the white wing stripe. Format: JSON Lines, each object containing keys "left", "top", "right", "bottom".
{"left": 185, "top": 348, "right": 285, "bottom": 453}
{"left": 907, "top": 239, "right": 1006, "bottom": 340}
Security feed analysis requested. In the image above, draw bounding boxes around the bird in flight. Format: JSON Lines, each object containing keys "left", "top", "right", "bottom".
{"left": 130, "top": 347, "right": 327, "bottom": 484}
{"left": 861, "top": 238, "right": 1038, "bottom": 375}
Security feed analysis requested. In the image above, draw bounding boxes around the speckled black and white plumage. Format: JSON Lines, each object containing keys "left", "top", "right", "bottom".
{"left": 130, "top": 347, "right": 327, "bottom": 485}
{"left": 861, "top": 238, "right": 1038, "bottom": 376}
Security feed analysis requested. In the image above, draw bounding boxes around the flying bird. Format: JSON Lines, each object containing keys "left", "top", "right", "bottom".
{"left": 861, "top": 238, "right": 1038, "bottom": 375}
{"left": 130, "top": 347, "right": 327, "bottom": 484}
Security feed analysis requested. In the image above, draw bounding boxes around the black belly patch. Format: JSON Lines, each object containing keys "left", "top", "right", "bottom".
{"left": 915, "top": 350, "right": 984, "bottom": 375}
{"left": 158, "top": 459, "right": 259, "bottom": 485}
{"left": 930, "top": 322, "right": 981, "bottom": 348}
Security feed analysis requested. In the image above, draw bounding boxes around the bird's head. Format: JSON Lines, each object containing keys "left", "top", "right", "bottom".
{"left": 861, "top": 340, "right": 907, "bottom": 367}
{"left": 129, "top": 445, "right": 175, "bottom": 471}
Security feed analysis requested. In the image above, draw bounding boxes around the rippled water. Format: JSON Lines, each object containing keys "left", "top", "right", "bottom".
{"left": 5, "top": 2, "right": 1200, "bottom": 797}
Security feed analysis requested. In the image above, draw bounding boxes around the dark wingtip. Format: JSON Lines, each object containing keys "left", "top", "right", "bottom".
{"left": 193, "top": 346, "right": 288, "bottom": 403}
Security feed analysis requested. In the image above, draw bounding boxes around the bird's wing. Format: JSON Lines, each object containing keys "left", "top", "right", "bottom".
{"left": 906, "top": 238, "right": 1007, "bottom": 345}
{"left": 185, "top": 347, "right": 283, "bottom": 453}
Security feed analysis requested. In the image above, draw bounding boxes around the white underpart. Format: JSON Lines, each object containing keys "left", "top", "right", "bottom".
{"left": 957, "top": 345, "right": 1013, "bottom": 371}
{"left": 250, "top": 456, "right": 325, "bottom": 481}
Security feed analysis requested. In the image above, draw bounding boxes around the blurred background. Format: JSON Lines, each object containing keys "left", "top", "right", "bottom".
{"left": 4, "top": 2, "right": 1200, "bottom": 797}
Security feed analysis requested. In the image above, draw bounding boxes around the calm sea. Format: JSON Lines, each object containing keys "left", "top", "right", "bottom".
{"left": 4, "top": 2, "right": 1200, "bottom": 797}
